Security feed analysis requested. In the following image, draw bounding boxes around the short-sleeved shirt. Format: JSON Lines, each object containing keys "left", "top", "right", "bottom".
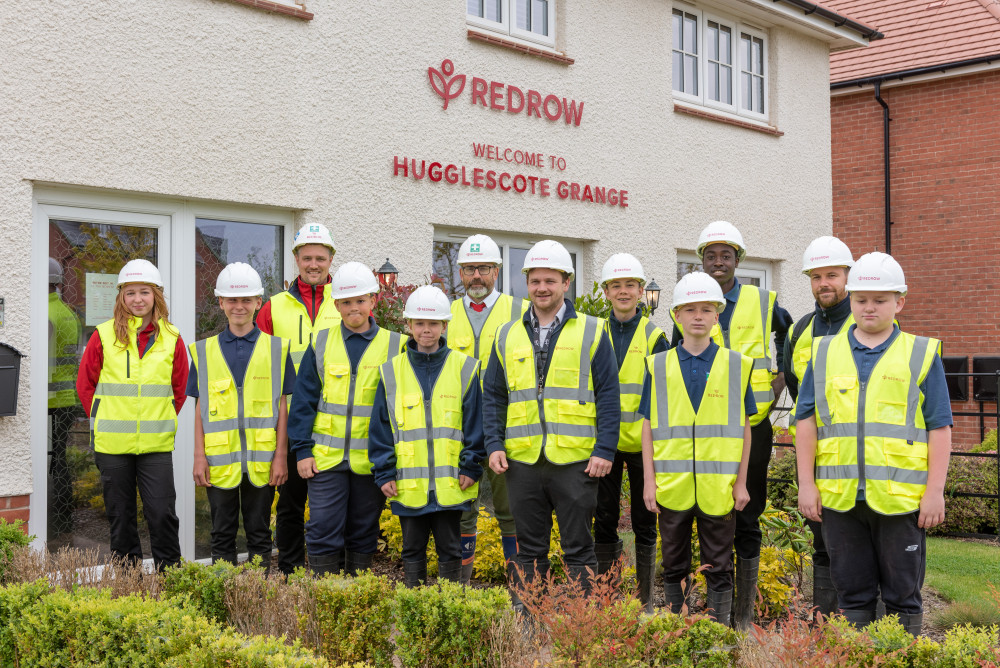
{"left": 638, "top": 340, "right": 757, "bottom": 419}
{"left": 187, "top": 325, "right": 296, "bottom": 397}
{"left": 795, "top": 325, "right": 952, "bottom": 431}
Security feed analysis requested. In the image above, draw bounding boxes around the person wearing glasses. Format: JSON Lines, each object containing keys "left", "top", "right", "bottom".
{"left": 446, "top": 234, "right": 529, "bottom": 585}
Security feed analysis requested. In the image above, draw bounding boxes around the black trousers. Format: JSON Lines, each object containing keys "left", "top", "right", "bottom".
{"left": 205, "top": 475, "right": 276, "bottom": 566}
{"left": 506, "top": 458, "right": 598, "bottom": 574}
{"left": 807, "top": 518, "right": 830, "bottom": 568}
{"left": 734, "top": 419, "right": 774, "bottom": 560}
{"left": 306, "top": 468, "right": 385, "bottom": 556}
{"left": 658, "top": 503, "right": 736, "bottom": 591}
{"left": 275, "top": 449, "right": 308, "bottom": 574}
{"left": 822, "top": 501, "right": 925, "bottom": 614}
{"left": 594, "top": 450, "right": 658, "bottom": 547}
{"left": 48, "top": 406, "right": 76, "bottom": 535}
{"left": 94, "top": 451, "right": 180, "bottom": 570}
{"left": 399, "top": 510, "right": 462, "bottom": 562}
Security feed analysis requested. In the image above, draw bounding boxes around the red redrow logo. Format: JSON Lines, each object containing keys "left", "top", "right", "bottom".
{"left": 229, "top": 284, "right": 250, "bottom": 288}
{"left": 686, "top": 290, "right": 707, "bottom": 296}
{"left": 809, "top": 255, "right": 830, "bottom": 261}
{"left": 339, "top": 284, "right": 358, "bottom": 290}
{"left": 416, "top": 307, "right": 435, "bottom": 312}
{"left": 857, "top": 276, "right": 880, "bottom": 281}
{"left": 707, "top": 232, "right": 726, "bottom": 238}
{"left": 613, "top": 268, "right": 632, "bottom": 273}
{"left": 882, "top": 374, "right": 906, "bottom": 382}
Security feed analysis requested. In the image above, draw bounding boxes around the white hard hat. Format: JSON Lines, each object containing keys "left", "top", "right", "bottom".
{"left": 215, "top": 262, "right": 264, "bottom": 297}
{"left": 292, "top": 223, "right": 336, "bottom": 254}
{"left": 403, "top": 285, "right": 453, "bottom": 321}
{"left": 458, "top": 234, "right": 502, "bottom": 265}
{"left": 117, "top": 259, "right": 163, "bottom": 289}
{"left": 521, "top": 239, "right": 575, "bottom": 278}
{"left": 49, "top": 257, "right": 63, "bottom": 284}
{"left": 672, "top": 272, "right": 726, "bottom": 312}
{"left": 847, "top": 252, "right": 907, "bottom": 295}
{"left": 601, "top": 253, "right": 646, "bottom": 287}
{"left": 696, "top": 221, "right": 746, "bottom": 261}
{"left": 802, "top": 236, "right": 854, "bottom": 274}
{"left": 331, "top": 261, "right": 379, "bottom": 299}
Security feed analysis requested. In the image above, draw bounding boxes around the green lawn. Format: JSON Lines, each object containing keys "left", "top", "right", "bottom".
{"left": 925, "top": 536, "right": 1000, "bottom": 627}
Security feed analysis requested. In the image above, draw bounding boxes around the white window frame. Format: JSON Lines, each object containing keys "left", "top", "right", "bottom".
{"left": 433, "top": 227, "right": 584, "bottom": 299}
{"left": 30, "top": 186, "right": 295, "bottom": 559}
{"left": 671, "top": 6, "right": 769, "bottom": 122}
{"left": 467, "top": 0, "right": 556, "bottom": 49}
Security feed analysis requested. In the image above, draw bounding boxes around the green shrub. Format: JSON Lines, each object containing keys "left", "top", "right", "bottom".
{"left": 933, "top": 453, "right": 999, "bottom": 535}
{"left": 161, "top": 558, "right": 243, "bottom": 623}
{"left": 766, "top": 451, "right": 798, "bottom": 511}
{"left": 0, "top": 519, "right": 33, "bottom": 583}
{"left": 0, "top": 579, "right": 51, "bottom": 661}
{"left": 393, "top": 580, "right": 512, "bottom": 667}
{"left": 971, "top": 429, "right": 997, "bottom": 453}
{"left": 309, "top": 573, "right": 394, "bottom": 668}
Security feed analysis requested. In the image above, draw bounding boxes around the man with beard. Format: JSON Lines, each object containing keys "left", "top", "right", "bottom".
{"left": 446, "top": 234, "right": 528, "bottom": 584}
{"left": 782, "top": 236, "right": 855, "bottom": 617}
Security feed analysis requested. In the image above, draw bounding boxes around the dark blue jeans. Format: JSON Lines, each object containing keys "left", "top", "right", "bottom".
{"left": 305, "top": 467, "right": 385, "bottom": 557}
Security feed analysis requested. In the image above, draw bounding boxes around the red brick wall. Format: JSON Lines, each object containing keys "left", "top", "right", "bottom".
{"left": 0, "top": 495, "right": 30, "bottom": 533}
{"left": 831, "top": 70, "right": 1000, "bottom": 447}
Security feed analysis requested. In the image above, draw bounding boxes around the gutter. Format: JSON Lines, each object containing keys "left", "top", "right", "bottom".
{"left": 772, "top": 0, "right": 884, "bottom": 41}
{"left": 831, "top": 53, "right": 1000, "bottom": 89}
{"left": 874, "top": 81, "right": 892, "bottom": 255}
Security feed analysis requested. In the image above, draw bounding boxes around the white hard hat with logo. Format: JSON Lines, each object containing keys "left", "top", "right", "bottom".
{"left": 117, "top": 259, "right": 164, "bottom": 288}
{"left": 672, "top": 272, "right": 726, "bottom": 312}
{"left": 801, "top": 236, "right": 854, "bottom": 274}
{"left": 403, "top": 285, "right": 453, "bottom": 321}
{"left": 292, "top": 223, "right": 336, "bottom": 254}
{"left": 49, "top": 257, "right": 63, "bottom": 284}
{"left": 458, "top": 234, "right": 503, "bottom": 265}
{"left": 696, "top": 221, "right": 746, "bottom": 261}
{"left": 521, "top": 239, "right": 575, "bottom": 278}
{"left": 601, "top": 253, "right": 646, "bottom": 287}
{"left": 847, "top": 252, "right": 907, "bottom": 295}
{"left": 331, "top": 261, "right": 379, "bottom": 299}
{"left": 215, "top": 262, "right": 264, "bottom": 297}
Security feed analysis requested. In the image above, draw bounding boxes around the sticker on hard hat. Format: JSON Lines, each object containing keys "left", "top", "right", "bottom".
{"left": 531, "top": 256, "right": 548, "bottom": 261}
{"left": 687, "top": 290, "right": 708, "bottom": 296}
{"left": 810, "top": 255, "right": 830, "bottom": 262}
{"left": 470, "top": 243, "right": 481, "bottom": 252}
{"left": 339, "top": 284, "right": 358, "bottom": 290}
{"left": 230, "top": 284, "right": 250, "bottom": 288}
{"left": 857, "top": 276, "right": 880, "bottom": 281}
{"left": 416, "top": 307, "right": 436, "bottom": 312}
{"left": 707, "top": 233, "right": 726, "bottom": 238}
{"left": 614, "top": 268, "right": 632, "bottom": 273}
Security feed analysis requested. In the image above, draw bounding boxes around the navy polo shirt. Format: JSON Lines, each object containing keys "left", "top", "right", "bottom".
{"left": 343, "top": 317, "right": 381, "bottom": 372}
{"left": 638, "top": 340, "right": 757, "bottom": 419}
{"left": 186, "top": 325, "right": 296, "bottom": 397}
{"left": 795, "top": 325, "right": 952, "bottom": 431}
{"left": 607, "top": 309, "right": 668, "bottom": 369}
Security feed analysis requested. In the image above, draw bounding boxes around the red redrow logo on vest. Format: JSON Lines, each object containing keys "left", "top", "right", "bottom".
{"left": 882, "top": 374, "right": 906, "bottom": 383}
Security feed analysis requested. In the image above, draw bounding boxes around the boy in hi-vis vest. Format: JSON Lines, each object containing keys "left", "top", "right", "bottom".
{"left": 189, "top": 263, "right": 294, "bottom": 570}
{"left": 369, "top": 286, "right": 485, "bottom": 587}
{"left": 796, "top": 252, "right": 952, "bottom": 636}
{"left": 641, "top": 272, "right": 755, "bottom": 626}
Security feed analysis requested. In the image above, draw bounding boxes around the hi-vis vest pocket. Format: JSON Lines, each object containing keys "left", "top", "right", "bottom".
{"left": 551, "top": 365, "right": 580, "bottom": 389}
{"left": 453, "top": 335, "right": 473, "bottom": 353}
{"left": 400, "top": 394, "right": 422, "bottom": 426}
{"left": 815, "top": 439, "right": 844, "bottom": 495}
{"left": 326, "top": 363, "right": 352, "bottom": 404}
{"left": 208, "top": 378, "right": 236, "bottom": 418}
{"left": 558, "top": 400, "right": 597, "bottom": 420}
{"left": 251, "top": 400, "right": 272, "bottom": 418}
{"left": 361, "top": 384, "right": 378, "bottom": 405}
{"left": 884, "top": 439, "right": 927, "bottom": 498}
{"left": 829, "top": 376, "right": 858, "bottom": 415}
{"left": 204, "top": 430, "right": 231, "bottom": 456}
{"left": 397, "top": 478, "right": 419, "bottom": 491}
{"left": 253, "top": 429, "right": 276, "bottom": 450}
{"left": 877, "top": 400, "right": 907, "bottom": 425}
{"left": 397, "top": 442, "right": 416, "bottom": 467}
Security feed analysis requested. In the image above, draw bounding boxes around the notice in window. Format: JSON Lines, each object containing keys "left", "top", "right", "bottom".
{"left": 85, "top": 273, "right": 119, "bottom": 326}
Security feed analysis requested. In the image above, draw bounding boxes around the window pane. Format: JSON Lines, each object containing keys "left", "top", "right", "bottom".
{"left": 721, "top": 65, "right": 732, "bottom": 104}
{"left": 432, "top": 241, "right": 466, "bottom": 299}
{"left": 532, "top": 0, "right": 549, "bottom": 35}
{"left": 741, "top": 71, "right": 750, "bottom": 110}
{"left": 673, "top": 53, "right": 683, "bottom": 91}
{"left": 672, "top": 11, "right": 682, "bottom": 50}
{"left": 676, "top": 261, "right": 702, "bottom": 280}
{"left": 720, "top": 27, "right": 732, "bottom": 65}
{"left": 516, "top": 0, "right": 527, "bottom": 30}
{"left": 467, "top": 0, "right": 480, "bottom": 16}
{"left": 684, "top": 54, "right": 698, "bottom": 96}
{"left": 754, "top": 75, "right": 764, "bottom": 113}
{"left": 708, "top": 62, "right": 719, "bottom": 101}
{"left": 752, "top": 37, "right": 763, "bottom": 74}
{"left": 742, "top": 35, "right": 751, "bottom": 70}
{"left": 707, "top": 22, "right": 718, "bottom": 61}
{"left": 683, "top": 15, "right": 697, "bottom": 54}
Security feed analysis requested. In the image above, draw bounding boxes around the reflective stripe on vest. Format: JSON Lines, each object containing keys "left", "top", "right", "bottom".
{"left": 380, "top": 350, "right": 480, "bottom": 509}
{"left": 495, "top": 314, "right": 604, "bottom": 465}
{"left": 268, "top": 287, "right": 342, "bottom": 372}
{"left": 48, "top": 293, "right": 81, "bottom": 408}
{"left": 608, "top": 316, "right": 664, "bottom": 453}
{"left": 648, "top": 347, "right": 751, "bottom": 515}
{"left": 812, "top": 330, "right": 937, "bottom": 515}
{"left": 788, "top": 312, "right": 854, "bottom": 434}
{"left": 91, "top": 318, "right": 178, "bottom": 455}
{"left": 448, "top": 294, "right": 528, "bottom": 382}
{"left": 312, "top": 326, "right": 406, "bottom": 474}
{"left": 674, "top": 285, "right": 775, "bottom": 425}
{"left": 193, "top": 333, "right": 287, "bottom": 489}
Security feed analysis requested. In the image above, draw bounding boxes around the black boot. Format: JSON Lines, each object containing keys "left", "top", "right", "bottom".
{"left": 249, "top": 551, "right": 272, "bottom": 576}
{"left": 345, "top": 551, "right": 373, "bottom": 577}
{"left": 403, "top": 559, "right": 427, "bottom": 588}
{"left": 309, "top": 552, "right": 344, "bottom": 578}
{"left": 567, "top": 564, "right": 594, "bottom": 596}
{"left": 734, "top": 556, "right": 759, "bottom": 631}
{"left": 812, "top": 564, "right": 838, "bottom": 618}
{"left": 895, "top": 612, "right": 923, "bottom": 637}
{"left": 212, "top": 553, "right": 238, "bottom": 566}
{"left": 664, "top": 578, "right": 685, "bottom": 614}
{"left": 706, "top": 587, "right": 734, "bottom": 627}
{"left": 635, "top": 542, "right": 657, "bottom": 614}
{"left": 437, "top": 559, "right": 463, "bottom": 583}
{"left": 842, "top": 608, "right": 877, "bottom": 629}
{"left": 594, "top": 541, "right": 623, "bottom": 576}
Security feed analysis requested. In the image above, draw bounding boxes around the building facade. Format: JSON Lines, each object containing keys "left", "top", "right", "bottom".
{"left": 0, "top": 0, "right": 871, "bottom": 558}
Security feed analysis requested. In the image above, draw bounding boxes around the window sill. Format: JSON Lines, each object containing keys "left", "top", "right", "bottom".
{"left": 219, "top": 0, "right": 313, "bottom": 20}
{"left": 673, "top": 102, "right": 783, "bottom": 137}
{"left": 467, "top": 29, "right": 574, "bottom": 65}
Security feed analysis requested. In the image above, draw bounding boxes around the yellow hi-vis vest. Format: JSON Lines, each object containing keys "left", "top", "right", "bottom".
{"left": 448, "top": 293, "right": 529, "bottom": 380}
{"left": 647, "top": 347, "right": 753, "bottom": 516}
{"left": 91, "top": 318, "right": 179, "bottom": 455}
{"left": 191, "top": 334, "right": 289, "bottom": 489}
{"left": 48, "top": 292, "right": 81, "bottom": 408}
{"left": 269, "top": 286, "right": 342, "bottom": 371}
{"left": 788, "top": 312, "right": 855, "bottom": 436}
{"left": 812, "top": 330, "right": 940, "bottom": 515}
{"left": 609, "top": 316, "right": 665, "bottom": 453}
{"left": 672, "top": 284, "right": 775, "bottom": 426}
{"left": 380, "top": 349, "right": 480, "bottom": 509}
{"left": 494, "top": 314, "right": 605, "bottom": 465}
{"left": 312, "top": 325, "right": 407, "bottom": 474}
